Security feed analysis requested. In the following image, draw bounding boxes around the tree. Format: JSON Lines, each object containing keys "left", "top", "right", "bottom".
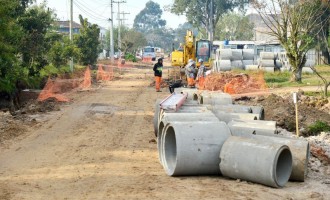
{"left": 171, "top": 0, "right": 248, "bottom": 41}
{"left": 0, "top": 0, "right": 26, "bottom": 93}
{"left": 18, "top": 3, "right": 54, "bottom": 76}
{"left": 75, "top": 15, "right": 100, "bottom": 65}
{"left": 121, "top": 29, "right": 147, "bottom": 54}
{"left": 252, "top": 0, "right": 329, "bottom": 82}
{"left": 47, "top": 35, "right": 80, "bottom": 68}
{"left": 133, "top": 1, "right": 166, "bottom": 33}
{"left": 215, "top": 12, "right": 254, "bottom": 41}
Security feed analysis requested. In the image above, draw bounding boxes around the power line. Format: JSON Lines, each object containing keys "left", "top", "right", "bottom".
{"left": 73, "top": 1, "right": 109, "bottom": 22}
{"left": 113, "top": 1, "right": 126, "bottom": 53}
{"left": 120, "top": 12, "right": 130, "bottom": 26}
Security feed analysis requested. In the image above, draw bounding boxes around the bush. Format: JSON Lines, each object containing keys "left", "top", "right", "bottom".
{"left": 307, "top": 120, "right": 330, "bottom": 136}
{"left": 125, "top": 53, "right": 137, "bottom": 62}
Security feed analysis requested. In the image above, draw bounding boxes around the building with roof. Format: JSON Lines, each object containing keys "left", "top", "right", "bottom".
{"left": 53, "top": 21, "right": 82, "bottom": 34}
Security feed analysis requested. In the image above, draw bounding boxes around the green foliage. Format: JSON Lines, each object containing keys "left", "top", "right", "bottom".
{"left": 47, "top": 36, "right": 80, "bottom": 68}
{"left": 0, "top": 0, "right": 25, "bottom": 93}
{"left": 121, "top": 28, "right": 147, "bottom": 54}
{"left": 307, "top": 121, "right": 330, "bottom": 136}
{"left": 18, "top": 4, "right": 54, "bottom": 76}
{"left": 133, "top": 1, "right": 166, "bottom": 33}
{"left": 125, "top": 53, "right": 137, "bottom": 62}
{"left": 75, "top": 15, "right": 100, "bottom": 65}
{"left": 171, "top": 0, "right": 248, "bottom": 40}
{"left": 215, "top": 12, "right": 254, "bottom": 41}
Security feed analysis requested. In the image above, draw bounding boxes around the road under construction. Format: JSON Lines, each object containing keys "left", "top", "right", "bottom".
{"left": 0, "top": 61, "right": 329, "bottom": 199}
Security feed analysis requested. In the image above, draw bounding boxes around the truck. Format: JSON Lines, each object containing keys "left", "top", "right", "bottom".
{"left": 142, "top": 46, "right": 156, "bottom": 61}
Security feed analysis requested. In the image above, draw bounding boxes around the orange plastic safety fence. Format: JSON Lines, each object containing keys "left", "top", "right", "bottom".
{"left": 142, "top": 56, "right": 153, "bottom": 63}
{"left": 37, "top": 78, "right": 70, "bottom": 102}
{"left": 80, "top": 66, "right": 92, "bottom": 89}
{"left": 97, "top": 64, "right": 114, "bottom": 81}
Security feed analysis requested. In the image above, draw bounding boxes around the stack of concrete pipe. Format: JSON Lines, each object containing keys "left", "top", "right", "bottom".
{"left": 259, "top": 52, "right": 276, "bottom": 72}
{"left": 242, "top": 49, "right": 257, "bottom": 70}
{"left": 155, "top": 89, "right": 310, "bottom": 188}
{"left": 217, "top": 49, "right": 232, "bottom": 72}
{"left": 231, "top": 50, "right": 244, "bottom": 70}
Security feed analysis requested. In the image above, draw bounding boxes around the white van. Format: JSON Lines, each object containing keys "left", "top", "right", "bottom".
{"left": 142, "top": 46, "right": 156, "bottom": 61}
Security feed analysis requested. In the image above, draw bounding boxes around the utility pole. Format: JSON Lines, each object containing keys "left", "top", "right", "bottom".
{"left": 120, "top": 12, "right": 130, "bottom": 26}
{"left": 70, "top": 0, "right": 74, "bottom": 72}
{"left": 110, "top": 0, "right": 114, "bottom": 62}
{"left": 209, "top": 0, "right": 214, "bottom": 42}
{"left": 113, "top": 1, "right": 125, "bottom": 58}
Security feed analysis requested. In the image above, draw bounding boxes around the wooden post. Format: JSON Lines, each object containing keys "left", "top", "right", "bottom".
{"left": 293, "top": 92, "right": 299, "bottom": 137}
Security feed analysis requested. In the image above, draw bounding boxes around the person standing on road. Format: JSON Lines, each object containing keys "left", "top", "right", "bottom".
{"left": 196, "top": 58, "right": 207, "bottom": 90}
{"left": 185, "top": 59, "right": 196, "bottom": 88}
{"left": 153, "top": 58, "right": 163, "bottom": 92}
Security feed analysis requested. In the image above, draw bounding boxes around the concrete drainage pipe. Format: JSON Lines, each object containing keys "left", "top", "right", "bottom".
{"left": 250, "top": 106, "right": 265, "bottom": 120}
{"left": 198, "top": 92, "right": 233, "bottom": 105}
{"left": 157, "top": 113, "right": 220, "bottom": 166}
{"left": 212, "top": 111, "right": 259, "bottom": 123}
{"left": 219, "top": 136, "right": 292, "bottom": 188}
{"left": 153, "top": 99, "right": 162, "bottom": 137}
{"left": 162, "top": 121, "right": 231, "bottom": 176}
{"left": 207, "top": 105, "right": 252, "bottom": 114}
{"left": 228, "top": 134, "right": 309, "bottom": 182}
{"left": 228, "top": 120, "right": 277, "bottom": 136}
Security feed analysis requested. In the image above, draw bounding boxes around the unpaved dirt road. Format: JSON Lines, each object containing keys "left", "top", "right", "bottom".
{"left": 0, "top": 67, "right": 329, "bottom": 199}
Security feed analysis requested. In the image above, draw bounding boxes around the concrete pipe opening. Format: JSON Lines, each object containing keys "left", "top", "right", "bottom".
{"left": 164, "top": 126, "right": 177, "bottom": 175}
{"left": 193, "top": 93, "right": 199, "bottom": 101}
{"left": 163, "top": 121, "right": 231, "bottom": 176}
{"left": 219, "top": 136, "right": 292, "bottom": 188}
{"left": 275, "top": 147, "right": 293, "bottom": 187}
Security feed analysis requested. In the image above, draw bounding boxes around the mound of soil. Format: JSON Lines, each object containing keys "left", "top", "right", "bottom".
{"left": 235, "top": 93, "right": 330, "bottom": 136}
{"left": 203, "top": 72, "right": 268, "bottom": 94}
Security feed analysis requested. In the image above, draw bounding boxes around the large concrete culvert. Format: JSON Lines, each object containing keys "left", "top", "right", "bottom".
{"left": 219, "top": 136, "right": 293, "bottom": 188}
{"left": 162, "top": 121, "right": 231, "bottom": 176}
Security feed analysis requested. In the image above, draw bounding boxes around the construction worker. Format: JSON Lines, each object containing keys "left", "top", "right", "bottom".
{"left": 153, "top": 58, "right": 163, "bottom": 92}
{"left": 185, "top": 59, "right": 196, "bottom": 88}
{"left": 196, "top": 58, "right": 206, "bottom": 90}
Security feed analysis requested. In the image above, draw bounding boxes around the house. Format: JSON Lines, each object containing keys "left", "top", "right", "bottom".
{"left": 53, "top": 21, "right": 81, "bottom": 34}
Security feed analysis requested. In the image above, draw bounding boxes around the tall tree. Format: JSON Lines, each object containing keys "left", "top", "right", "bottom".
{"left": 0, "top": 0, "right": 25, "bottom": 93}
{"left": 75, "top": 15, "right": 100, "bottom": 65}
{"left": 18, "top": 4, "right": 54, "bottom": 76}
{"left": 133, "top": 1, "right": 166, "bottom": 33}
{"left": 215, "top": 12, "right": 254, "bottom": 41}
{"left": 252, "top": 0, "right": 329, "bottom": 82}
{"left": 121, "top": 29, "right": 147, "bottom": 54}
{"left": 171, "top": 0, "right": 248, "bottom": 41}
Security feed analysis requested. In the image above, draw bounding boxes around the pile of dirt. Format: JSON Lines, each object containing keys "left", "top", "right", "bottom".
{"left": 235, "top": 93, "right": 330, "bottom": 136}
{"left": 0, "top": 98, "right": 63, "bottom": 143}
{"left": 19, "top": 99, "right": 62, "bottom": 114}
{"left": 204, "top": 72, "right": 268, "bottom": 94}
{"left": 0, "top": 111, "right": 30, "bottom": 143}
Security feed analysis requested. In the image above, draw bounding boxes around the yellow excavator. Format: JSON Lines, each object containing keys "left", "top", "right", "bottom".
{"left": 171, "top": 30, "right": 212, "bottom": 69}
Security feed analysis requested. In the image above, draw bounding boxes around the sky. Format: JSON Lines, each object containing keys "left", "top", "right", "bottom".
{"left": 35, "top": 0, "right": 187, "bottom": 29}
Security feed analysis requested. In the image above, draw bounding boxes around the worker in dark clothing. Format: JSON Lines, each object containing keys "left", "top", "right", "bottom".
{"left": 153, "top": 58, "right": 163, "bottom": 92}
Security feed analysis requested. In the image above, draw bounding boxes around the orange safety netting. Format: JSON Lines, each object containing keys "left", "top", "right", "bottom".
{"left": 142, "top": 56, "right": 153, "bottom": 63}
{"left": 204, "top": 71, "right": 268, "bottom": 94}
{"left": 80, "top": 66, "right": 92, "bottom": 89}
{"left": 37, "top": 78, "right": 70, "bottom": 102}
{"left": 97, "top": 64, "right": 114, "bottom": 81}
{"left": 38, "top": 66, "right": 93, "bottom": 102}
